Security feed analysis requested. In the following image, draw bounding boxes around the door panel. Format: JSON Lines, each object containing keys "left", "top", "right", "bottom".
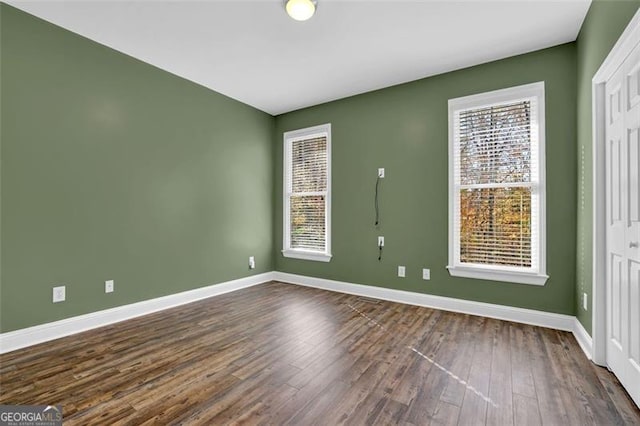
{"left": 628, "top": 62, "right": 640, "bottom": 109}
{"left": 611, "top": 139, "right": 622, "bottom": 223}
{"left": 607, "top": 63, "right": 627, "bottom": 381}
{"left": 630, "top": 260, "right": 640, "bottom": 365}
{"left": 623, "top": 43, "right": 640, "bottom": 406}
{"left": 611, "top": 84, "right": 622, "bottom": 124}
{"left": 629, "top": 130, "right": 639, "bottom": 222}
{"left": 606, "top": 40, "right": 640, "bottom": 408}
{"left": 611, "top": 254, "right": 623, "bottom": 347}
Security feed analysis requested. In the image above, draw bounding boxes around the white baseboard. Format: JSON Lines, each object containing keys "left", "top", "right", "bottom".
{"left": 273, "top": 272, "right": 576, "bottom": 332}
{"left": 0, "top": 272, "right": 274, "bottom": 354}
{"left": 1, "top": 270, "right": 594, "bottom": 360}
{"left": 573, "top": 318, "right": 593, "bottom": 360}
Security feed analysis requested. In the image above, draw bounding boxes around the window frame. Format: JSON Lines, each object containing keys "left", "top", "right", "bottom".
{"left": 447, "top": 82, "right": 548, "bottom": 286}
{"left": 282, "top": 123, "right": 332, "bottom": 262}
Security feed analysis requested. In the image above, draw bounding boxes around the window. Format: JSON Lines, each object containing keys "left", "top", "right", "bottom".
{"left": 447, "top": 82, "right": 548, "bottom": 285}
{"left": 283, "top": 124, "right": 331, "bottom": 262}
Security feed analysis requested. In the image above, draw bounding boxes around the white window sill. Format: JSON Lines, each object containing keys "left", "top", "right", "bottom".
{"left": 282, "top": 249, "right": 332, "bottom": 262}
{"left": 446, "top": 265, "right": 548, "bottom": 286}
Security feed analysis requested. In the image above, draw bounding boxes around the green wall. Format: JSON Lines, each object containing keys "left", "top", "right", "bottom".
{"left": 274, "top": 44, "right": 578, "bottom": 315}
{"left": 575, "top": 0, "right": 640, "bottom": 335}
{"left": 4, "top": 1, "right": 639, "bottom": 334}
{"left": 0, "top": 4, "right": 274, "bottom": 332}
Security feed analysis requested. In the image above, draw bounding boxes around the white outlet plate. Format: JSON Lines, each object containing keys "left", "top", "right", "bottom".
{"left": 53, "top": 285, "right": 66, "bottom": 303}
{"left": 398, "top": 266, "right": 405, "bottom": 277}
{"left": 105, "top": 280, "right": 114, "bottom": 293}
{"left": 378, "top": 168, "right": 385, "bottom": 178}
{"left": 249, "top": 256, "right": 256, "bottom": 269}
{"left": 378, "top": 236, "right": 384, "bottom": 247}
{"left": 422, "top": 269, "right": 430, "bottom": 280}
{"left": 582, "top": 292, "right": 588, "bottom": 310}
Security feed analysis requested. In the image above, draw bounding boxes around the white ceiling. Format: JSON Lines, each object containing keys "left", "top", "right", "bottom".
{"left": 8, "top": 0, "right": 591, "bottom": 115}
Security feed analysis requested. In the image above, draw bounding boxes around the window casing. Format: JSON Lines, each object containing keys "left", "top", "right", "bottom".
{"left": 282, "top": 124, "right": 332, "bottom": 262}
{"left": 447, "top": 82, "right": 548, "bottom": 285}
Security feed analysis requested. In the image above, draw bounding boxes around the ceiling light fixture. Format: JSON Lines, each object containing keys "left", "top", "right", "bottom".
{"left": 285, "top": 0, "right": 317, "bottom": 21}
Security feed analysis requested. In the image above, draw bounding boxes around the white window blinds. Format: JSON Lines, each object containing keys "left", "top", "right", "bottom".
{"left": 448, "top": 82, "right": 547, "bottom": 285}
{"left": 283, "top": 124, "right": 332, "bottom": 262}
{"left": 456, "top": 99, "right": 537, "bottom": 268}
{"left": 289, "top": 136, "right": 327, "bottom": 251}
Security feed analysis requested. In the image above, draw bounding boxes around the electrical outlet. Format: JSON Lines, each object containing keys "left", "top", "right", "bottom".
{"left": 422, "top": 268, "right": 430, "bottom": 280}
{"left": 583, "top": 292, "right": 588, "bottom": 310}
{"left": 53, "top": 285, "right": 66, "bottom": 303}
{"left": 398, "top": 266, "right": 406, "bottom": 277}
{"left": 378, "top": 236, "right": 384, "bottom": 247}
{"left": 378, "top": 168, "right": 385, "bottom": 178}
{"left": 105, "top": 280, "right": 114, "bottom": 293}
{"left": 249, "top": 256, "right": 256, "bottom": 269}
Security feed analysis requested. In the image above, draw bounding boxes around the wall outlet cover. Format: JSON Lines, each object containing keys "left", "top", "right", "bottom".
{"left": 378, "top": 236, "right": 384, "bottom": 247}
{"left": 53, "top": 285, "right": 66, "bottom": 303}
{"left": 422, "top": 269, "right": 430, "bottom": 280}
{"left": 582, "top": 292, "right": 588, "bottom": 310}
{"left": 378, "top": 168, "right": 385, "bottom": 178}
{"left": 398, "top": 266, "right": 406, "bottom": 277}
{"left": 249, "top": 256, "right": 256, "bottom": 269}
{"left": 105, "top": 280, "right": 114, "bottom": 293}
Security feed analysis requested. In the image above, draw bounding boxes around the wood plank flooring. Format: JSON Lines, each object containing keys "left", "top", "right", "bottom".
{"left": 1, "top": 281, "right": 639, "bottom": 425}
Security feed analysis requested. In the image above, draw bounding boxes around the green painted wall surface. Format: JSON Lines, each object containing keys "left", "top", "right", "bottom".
{"left": 4, "top": 1, "right": 634, "bottom": 334}
{"left": 0, "top": 5, "right": 274, "bottom": 332}
{"left": 274, "top": 44, "right": 577, "bottom": 315}
{"left": 575, "top": 0, "right": 640, "bottom": 335}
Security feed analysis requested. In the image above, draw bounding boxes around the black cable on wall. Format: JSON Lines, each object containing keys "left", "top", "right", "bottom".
{"left": 375, "top": 173, "right": 383, "bottom": 261}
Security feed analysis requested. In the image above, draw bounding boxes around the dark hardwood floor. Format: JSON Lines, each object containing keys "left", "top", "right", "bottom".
{"left": 1, "top": 281, "right": 639, "bottom": 425}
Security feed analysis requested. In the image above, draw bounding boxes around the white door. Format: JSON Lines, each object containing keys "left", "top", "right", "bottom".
{"left": 606, "top": 40, "right": 640, "bottom": 408}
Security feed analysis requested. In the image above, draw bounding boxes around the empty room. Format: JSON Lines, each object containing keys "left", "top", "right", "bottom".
{"left": 1, "top": 0, "right": 640, "bottom": 424}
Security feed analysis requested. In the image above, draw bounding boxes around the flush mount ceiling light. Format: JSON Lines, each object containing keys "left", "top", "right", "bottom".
{"left": 285, "top": 0, "right": 317, "bottom": 21}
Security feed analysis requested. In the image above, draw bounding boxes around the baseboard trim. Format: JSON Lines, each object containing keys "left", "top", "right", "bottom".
{"left": 1, "top": 271, "right": 594, "bottom": 359}
{"left": 273, "top": 272, "right": 576, "bottom": 331}
{"left": 0, "top": 272, "right": 274, "bottom": 354}
{"left": 573, "top": 318, "right": 593, "bottom": 360}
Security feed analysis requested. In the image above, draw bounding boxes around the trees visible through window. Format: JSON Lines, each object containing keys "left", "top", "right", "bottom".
{"left": 448, "top": 83, "right": 548, "bottom": 285}
{"left": 458, "top": 100, "right": 532, "bottom": 267}
{"left": 283, "top": 124, "right": 332, "bottom": 262}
